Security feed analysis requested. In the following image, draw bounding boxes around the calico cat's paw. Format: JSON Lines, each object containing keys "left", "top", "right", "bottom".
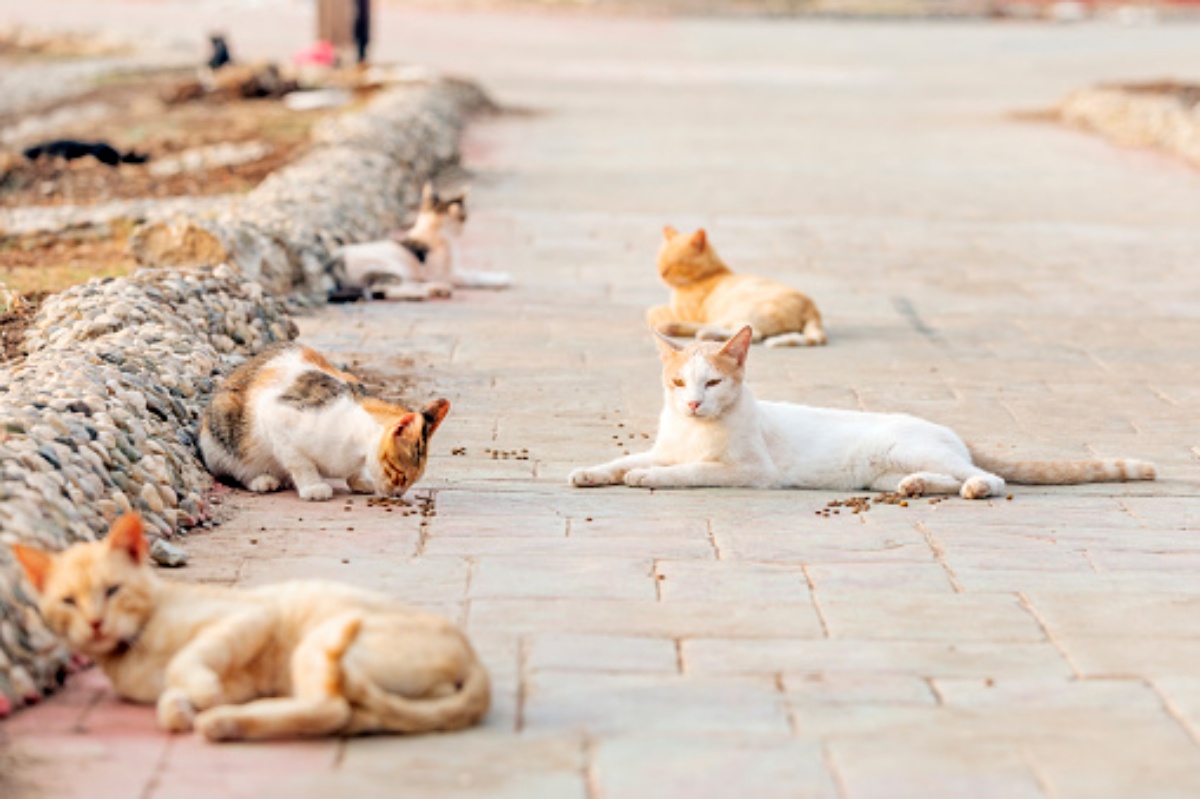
{"left": 157, "top": 688, "right": 196, "bottom": 733}
{"left": 568, "top": 467, "right": 617, "bottom": 488}
{"left": 298, "top": 482, "right": 335, "bottom": 501}
{"left": 247, "top": 475, "right": 282, "bottom": 493}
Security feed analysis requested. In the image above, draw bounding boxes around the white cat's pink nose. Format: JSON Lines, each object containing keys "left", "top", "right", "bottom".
{"left": 687, "top": 401, "right": 701, "bottom": 412}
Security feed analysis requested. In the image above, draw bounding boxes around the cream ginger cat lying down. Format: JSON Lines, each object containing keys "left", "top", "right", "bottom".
{"left": 647, "top": 227, "right": 826, "bottom": 348}
{"left": 200, "top": 342, "right": 449, "bottom": 501}
{"left": 570, "top": 326, "right": 1156, "bottom": 498}
{"left": 10, "top": 514, "right": 489, "bottom": 742}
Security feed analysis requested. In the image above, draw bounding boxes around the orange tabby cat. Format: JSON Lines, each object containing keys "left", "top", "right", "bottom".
{"left": 10, "top": 514, "right": 489, "bottom": 742}
{"left": 647, "top": 227, "right": 826, "bottom": 347}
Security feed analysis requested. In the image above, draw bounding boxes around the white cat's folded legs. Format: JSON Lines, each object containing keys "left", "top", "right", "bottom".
{"left": 570, "top": 452, "right": 658, "bottom": 487}
{"left": 453, "top": 269, "right": 511, "bottom": 289}
{"left": 377, "top": 282, "right": 453, "bottom": 301}
{"left": 625, "top": 462, "right": 768, "bottom": 489}
{"left": 247, "top": 475, "right": 282, "bottom": 493}
{"left": 893, "top": 470, "right": 1006, "bottom": 500}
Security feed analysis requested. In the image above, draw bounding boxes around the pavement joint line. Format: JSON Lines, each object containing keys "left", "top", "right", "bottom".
{"left": 822, "top": 740, "right": 851, "bottom": 799}
{"left": 924, "top": 677, "right": 947, "bottom": 707}
{"left": 581, "top": 733, "right": 600, "bottom": 799}
{"left": 515, "top": 635, "right": 530, "bottom": 734}
{"left": 774, "top": 672, "right": 800, "bottom": 737}
{"left": 706, "top": 518, "right": 722, "bottom": 560}
{"left": 1080, "top": 549, "right": 1103, "bottom": 573}
{"left": 674, "top": 639, "right": 686, "bottom": 675}
{"left": 800, "top": 565, "right": 831, "bottom": 639}
{"left": 1016, "top": 592, "right": 1082, "bottom": 679}
{"left": 1018, "top": 743, "right": 1056, "bottom": 799}
{"left": 1150, "top": 678, "right": 1200, "bottom": 750}
{"left": 916, "top": 520, "right": 963, "bottom": 593}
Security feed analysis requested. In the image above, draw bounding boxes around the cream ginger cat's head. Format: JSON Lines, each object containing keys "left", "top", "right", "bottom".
{"left": 10, "top": 514, "right": 156, "bottom": 659}
{"left": 366, "top": 397, "right": 451, "bottom": 497}
{"left": 656, "top": 227, "right": 728, "bottom": 288}
{"left": 654, "top": 326, "right": 752, "bottom": 420}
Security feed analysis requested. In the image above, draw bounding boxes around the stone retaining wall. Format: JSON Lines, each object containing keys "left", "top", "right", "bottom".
{"left": 0, "top": 76, "right": 489, "bottom": 716}
{"left": 1062, "top": 84, "right": 1200, "bottom": 170}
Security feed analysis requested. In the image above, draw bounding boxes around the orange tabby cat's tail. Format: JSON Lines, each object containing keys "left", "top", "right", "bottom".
{"left": 346, "top": 658, "right": 490, "bottom": 734}
{"left": 968, "top": 446, "right": 1156, "bottom": 486}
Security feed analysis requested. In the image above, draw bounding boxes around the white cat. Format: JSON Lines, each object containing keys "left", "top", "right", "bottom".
{"left": 326, "top": 183, "right": 511, "bottom": 302}
{"left": 569, "top": 326, "right": 1156, "bottom": 498}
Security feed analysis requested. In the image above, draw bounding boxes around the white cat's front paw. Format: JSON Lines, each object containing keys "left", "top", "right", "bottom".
{"left": 569, "top": 467, "right": 617, "bottom": 488}
{"left": 298, "top": 482, "right": 334, "bottom": 501}
{"left": 157, "top": 688, "right": 196, "bottom": 733}
{"left": 195, "top": 707, "right": 246, "bottom": 742}
{"left": 247, "top": 475, "right": 281, "bottom": 493}
{"left": 961, "top": 476, "right": 1002, "bottom": 500}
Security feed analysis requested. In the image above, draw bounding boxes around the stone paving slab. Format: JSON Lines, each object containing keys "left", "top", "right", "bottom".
{"left": 5, "top": 3, "right": 1200, "bottom": 797}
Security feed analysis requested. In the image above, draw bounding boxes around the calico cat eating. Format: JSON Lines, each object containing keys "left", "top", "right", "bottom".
{"left": 10, "top": 514, "right": 490, "bottom": 742}
{"left": 647, "top": 227, "right": 826, "bottom": 348}
{"left": 569, "top": 326, "right": 1156, "bottom": 498}
{"left": 200, "top": 343, "right": 449, "bottom": 501}
{"left": 325, "top": 183, "right": 511, "bottom": 302}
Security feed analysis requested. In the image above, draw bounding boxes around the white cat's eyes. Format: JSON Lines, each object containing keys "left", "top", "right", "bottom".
{"left": 106, "top": 585, "right": 121, "bottom": 598}
{"left": 706, "top": 379, "right": 722, "bottom": 388}
{"left": 672, "top": 378, "right": 685, "bottom": 388}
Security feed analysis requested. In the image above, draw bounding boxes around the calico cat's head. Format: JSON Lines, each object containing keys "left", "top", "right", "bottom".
{"left": 654, "top": 326, "right": 752, "bottom": 420}
{"left": 366, "top": 397, "right": 451, "bottom": 496}
{"left": 418, "top": 183, "right": 468, "bottom": 235}
{"left": 10, "top": 514, "right": 156, "bottom": 659}
{"left": 656, "top": 227, "right": 727, "bottom": 287}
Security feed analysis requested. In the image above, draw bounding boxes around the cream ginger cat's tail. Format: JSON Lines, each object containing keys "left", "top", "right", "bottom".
{"left": 968, "top": 446, "right": 1156, "bottom": 486}
{"left": 343, "top": 658, "right": 490, "bottom": 734}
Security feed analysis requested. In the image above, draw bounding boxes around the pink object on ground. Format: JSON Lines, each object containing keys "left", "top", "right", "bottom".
{"left": 0, "top": 693, "right": 11, "bottom": 718}
{"left": 293, "top": 39, "right": 336, "bottom": 67}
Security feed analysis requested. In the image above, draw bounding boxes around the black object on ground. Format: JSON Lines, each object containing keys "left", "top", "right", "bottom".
{"left": 22, "top": 140, "right": 149, "bottom": 167}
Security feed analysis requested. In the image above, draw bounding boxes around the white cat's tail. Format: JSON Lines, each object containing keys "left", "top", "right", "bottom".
{"left": 968, "top": 446, "right": 1157, "bottom": 486}
{"left": 344, "top": 658, "right": 491, "bottom": 735}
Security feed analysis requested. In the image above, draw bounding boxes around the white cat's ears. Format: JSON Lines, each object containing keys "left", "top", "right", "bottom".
{"left": 653, "top": 328, "right": 683, "bottom": 357}
{"left": 421, "top": 398, "right": 451, "bottom": 436}
{"left": 662, "top": 225, "right": 678, "bottom": 241}
{"left": 10, "top": 542, "right": 53, "bottom": 593}
{"left": 108, "top": 513, "right": 149, "bottom": 564}
{"left": 718, "top": 325, "right": 753, "bottom": 367}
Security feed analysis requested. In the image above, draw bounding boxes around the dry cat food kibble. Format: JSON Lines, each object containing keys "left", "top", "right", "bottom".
{"left": 451, "top": 447, "right": 467, "bottom": 456}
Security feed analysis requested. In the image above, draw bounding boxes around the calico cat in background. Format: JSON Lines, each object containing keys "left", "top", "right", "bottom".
{"left": 200, "top": 342, "right": 449, "bottom": 501}
{"left": 570, "top": 326, "right": 1156, "bottom": 498}
{"left": 10, "top": 514, "right": 490, "bottom": 742}
{"left": 647, "top": 227, "right": 826, "bottom": 348}
{"left": 325, "top": 183, "right": 511, "bottom": 302}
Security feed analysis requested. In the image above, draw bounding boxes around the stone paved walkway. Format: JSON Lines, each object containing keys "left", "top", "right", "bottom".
{"left": 5, "top": 3, "right": 1200, "bottom": 797}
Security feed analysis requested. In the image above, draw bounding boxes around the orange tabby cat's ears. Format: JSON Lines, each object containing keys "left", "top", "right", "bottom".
{"left": 107, "top": 513, "right": 149, "bottom": 564}
{"left": 690, "top": 229, "right": 708, "bottom": 251}
{"left": 10, "top": 543, "right": 53, "bottom": 592}
{"left": 421, "top": 399, "right": 451, "bottom": 436}
{"left": 662, "top": 225, "right": 679, "bottom": 241}
{"left": 719, "top": 325, "right": 754, "bottom": 368}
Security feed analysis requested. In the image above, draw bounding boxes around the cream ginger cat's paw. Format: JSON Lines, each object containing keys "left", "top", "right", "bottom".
{"left": 298, "top": 482, "right": 334, "bottom": 501}
{"left": 195, "top": 707, "right": 246, "bottom": 742}
{"left": 247, "top": 475, "right": 281, "bottom": 493}
{"left": 157, "top": 688, "right": 197, "bottom": 733}
{"left": 623, "top": 468, "right": 663, "bottom": 488}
